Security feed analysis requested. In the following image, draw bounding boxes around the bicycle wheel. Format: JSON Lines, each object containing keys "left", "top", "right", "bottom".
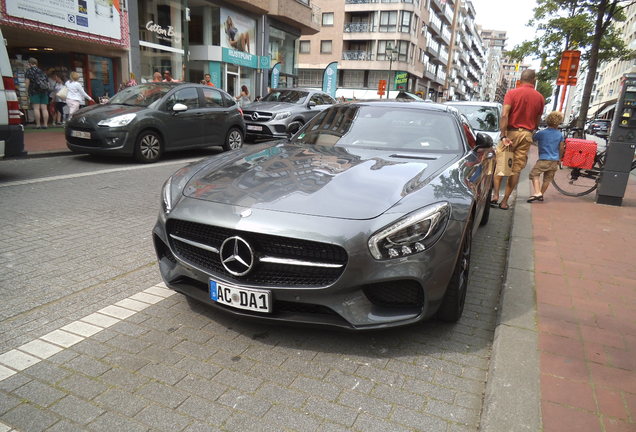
{"left": 551, "top": 164, "right": 599, "bottom": 196}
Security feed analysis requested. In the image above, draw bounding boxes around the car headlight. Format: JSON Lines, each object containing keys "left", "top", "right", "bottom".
{"left": 274, "top": 111, "right": 291, "bottom": 120}
{"left": 368, "top": 202, "right": 450, "bottom": 260}
{"left": 162, "top": 176, "right": 173, "bottom": 213}
{"left": 97, "top": 113, "right": 136, "bottom": 127}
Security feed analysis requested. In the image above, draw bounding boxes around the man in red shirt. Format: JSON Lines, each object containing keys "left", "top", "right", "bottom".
{"left": 493, "top": 69, "right": 545, "bottom": 209}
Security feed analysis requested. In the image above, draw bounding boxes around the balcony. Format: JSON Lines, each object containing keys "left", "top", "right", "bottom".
{"left": 342, "top": 50, "right": 374, "bottom": 61}
{"left": 443, "top": 4, "right": 454, "bottom": 24}
{"left": 268, "top": 0, "right": 320, "bottom": 35}
{"left": 344, "top": 22, "right": 376, "bottom": 32}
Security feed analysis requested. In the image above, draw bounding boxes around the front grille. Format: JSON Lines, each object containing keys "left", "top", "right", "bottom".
{"left": 243, "top": 111, "right": 274, "bottom": 122}
{"left": 363, "top": 281, "right": 424, "bottom": 308}
{"left": 66, "top": 136, "right": 104, "bottom": 147}
{"left": 167, "top": 219, "right": 347, "bottom": 287}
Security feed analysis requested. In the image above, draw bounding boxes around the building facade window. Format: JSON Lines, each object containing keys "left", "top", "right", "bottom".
{"left": 379, "top": 11, "right": 397, "bottom": 32}
{"left": 400, "top": 11, "right": 412, "bottom": 33}
{"left": 322, "top": 12, "right": 334, "bottom": 26}
{"left": 321, "top": 40, "right": 332, "bottom": 54}
{"left": 299, "top": 40, "right": 310, "bottom": 54}
{"left": 342, "top": 70, "right": 364, "bottom": 87}
{"left": 298, "top": 69, "right": 321, "bottom": 86}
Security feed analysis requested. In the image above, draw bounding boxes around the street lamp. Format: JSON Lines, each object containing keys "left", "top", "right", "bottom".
{"left": 386, "top": 42, "right": 395, "bottom": 99}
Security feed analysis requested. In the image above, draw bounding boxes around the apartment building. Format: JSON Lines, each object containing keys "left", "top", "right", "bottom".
{"left": 479, "top": 29, "right": 506, "bottom": 102}
{"left": 297, "top": 0, "right": 486, "bottom": 101}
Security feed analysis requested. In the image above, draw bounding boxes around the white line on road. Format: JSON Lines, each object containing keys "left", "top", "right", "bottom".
{"left": 0, "top": 158, "right": 202, "bottom": 188}
{"left": 0, "top": 283, "right": 175, "bottom": 382}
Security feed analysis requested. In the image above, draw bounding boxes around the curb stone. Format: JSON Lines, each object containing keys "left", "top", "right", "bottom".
{"left": 480, "top": 173, "right": 541, "bottom": 432}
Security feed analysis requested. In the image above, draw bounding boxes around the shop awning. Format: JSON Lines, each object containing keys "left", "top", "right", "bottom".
{"left": 591, "top": 99, "right": 617, "bottom": 119}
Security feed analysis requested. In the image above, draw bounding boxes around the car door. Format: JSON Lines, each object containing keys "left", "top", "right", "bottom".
{"left": 460, "top": 116, "right": 494, "bottom": 206}
{"left": 163, "top": 86, "right": 205, "bottom": 150}
{"left": 201, "top": 87, "right": 226, "bottom": 146}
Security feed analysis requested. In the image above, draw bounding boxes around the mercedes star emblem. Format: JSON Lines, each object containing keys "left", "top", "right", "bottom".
{"left": 251, "top": 112, "right": 260, "bottom": 121}
{"left": 219, "top": 236, "right": 254, "bottom": 276}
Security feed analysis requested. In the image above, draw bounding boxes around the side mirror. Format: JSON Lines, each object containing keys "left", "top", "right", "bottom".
{"left": 475, "top": 132, "right": 494, "bottom": 149}
{"left": 308, "top": 100, "right": 316, "bottom": 108}
{"left": 172, "top": 103, "right": 188, "bottom": 113}
{"left": 286, "top": 121, "right": 302, "bottom": 139}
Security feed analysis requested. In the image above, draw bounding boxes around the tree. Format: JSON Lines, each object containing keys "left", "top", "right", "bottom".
{"left": 508, "top": 0, "right": 633, "bottom": 127}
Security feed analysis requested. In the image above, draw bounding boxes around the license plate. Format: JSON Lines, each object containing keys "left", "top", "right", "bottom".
{"left": 210, "top": 280, "right": 271, "bottom": 313}
{"left": 70, "top": 130, "right": 91, "bottom": 139}
{"left": 247, "top": 125, "right": 262, "bottom": 131}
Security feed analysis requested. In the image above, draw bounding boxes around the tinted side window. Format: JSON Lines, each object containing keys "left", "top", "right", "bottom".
{"left": 167, "top": 87, "right": 199, "bottom": 110}
{"left": 322, "top": 95, "right": 336, "bottom": 105}
{"left": 221, "top": 93, "right": 236, "bottom": 108}
{"left": 203, "top": 88, "right": 223, "bottom": 107}
{"left": 310, "top": 94, "right": 323, "bottom": 105}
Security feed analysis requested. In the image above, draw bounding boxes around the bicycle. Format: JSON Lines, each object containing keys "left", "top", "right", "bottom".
{"left": 551, "top": 128, "right": 634, "bottom": 197}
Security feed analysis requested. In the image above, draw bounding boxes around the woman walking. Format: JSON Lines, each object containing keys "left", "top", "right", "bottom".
{"left": 236, "top": 85, "right": 250, "bottom": 108}
{"left": 65, "top": 71, "right": 93, "bottom": 119}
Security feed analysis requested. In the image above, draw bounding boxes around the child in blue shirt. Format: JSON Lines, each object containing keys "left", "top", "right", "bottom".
{"left": 528, "top": 111, "right": 565, "bottom": 202}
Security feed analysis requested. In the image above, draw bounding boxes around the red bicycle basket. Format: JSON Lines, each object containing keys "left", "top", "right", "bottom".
{"left": 562, "top": 138, "right": 597, "bottom": 170}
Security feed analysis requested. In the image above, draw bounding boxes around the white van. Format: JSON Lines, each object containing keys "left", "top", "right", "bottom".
{"left": 0, "top": 28, "right": 24, "bottom": 157}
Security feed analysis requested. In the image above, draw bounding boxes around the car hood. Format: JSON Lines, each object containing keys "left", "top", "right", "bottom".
{"left": 72, "top": 104, "right": 146, "bottom": 121}
{"left": 243, "top": 101, "right": 301, "bottom": 112}
{"left": 182, "top": 143, "right": 457, "bottom": 219}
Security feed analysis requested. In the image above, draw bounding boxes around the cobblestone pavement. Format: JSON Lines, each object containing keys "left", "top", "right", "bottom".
{"left": 0, "top": 158, "right": 513, "bottom": 431}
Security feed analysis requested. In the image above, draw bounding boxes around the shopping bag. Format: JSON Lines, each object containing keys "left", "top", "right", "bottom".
{"left": 56, "top": 86, "right": 68, "bottom": 100}
{"left": 494, "top": 142, "right": 513, "bottom": 176}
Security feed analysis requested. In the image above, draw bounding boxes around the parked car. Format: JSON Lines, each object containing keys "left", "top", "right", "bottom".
{"left": 445, "top": 101, "right": 502, "bottom": 143}
{"left": 0, "top": 27, "right": 24, "bottom": 158}
{"left": 586, "top": 118, "right": 611, "bottom": 137}
{"left": 242, "top": 88, "right": 336, "bottom": 142}
{"left": 153, "top": 101, "right": 495, "bottom": 330}
{"left": 66, "top": 83, "right": 245, "bottom": 163}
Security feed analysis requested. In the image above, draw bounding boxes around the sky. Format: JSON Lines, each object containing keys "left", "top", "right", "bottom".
{"left": 471, "top": 0, "right": 540, "bottom": 66}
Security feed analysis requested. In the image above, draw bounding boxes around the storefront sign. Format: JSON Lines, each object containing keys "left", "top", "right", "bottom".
{"left": 220, "top": 8, "right": 256, "bottom": 54}
{"left": 271, "top": 63, "right": 281, "bottom": 89}
{"left": 7, "top": 0, "right": 122, "bottom": 40}
{"left": 145, "top": 20, "right": 181, "bottom": 44}
{"left": 322, "top": 62, "right": 338, "bottom": 98}
{"left": 394, "top": 71, "right": 408, "bottom": 90}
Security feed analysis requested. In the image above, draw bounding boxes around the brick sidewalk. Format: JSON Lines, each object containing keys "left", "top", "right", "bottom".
{"left": 528, "top": 149, "right": 636, "bottom": 431}
{"left": 23, "top": 126, "right": 68, "bottom": 154}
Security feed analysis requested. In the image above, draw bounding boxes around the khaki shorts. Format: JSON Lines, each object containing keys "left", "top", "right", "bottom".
{"left": 529, "top": 160, "right": 559, "bottom": 182}
{"left": 507, "top": 129, "right": 533, "bottom": 174}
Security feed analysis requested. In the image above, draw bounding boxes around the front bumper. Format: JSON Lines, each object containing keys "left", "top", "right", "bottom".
{"left": 244, "top": 121, "right": 289, "bottom": 139}
{"left": 66, "top": 126, "right": 133, "bottom": 156}
{"left": 152, "top": 198, "right": 463, "bottom": 330}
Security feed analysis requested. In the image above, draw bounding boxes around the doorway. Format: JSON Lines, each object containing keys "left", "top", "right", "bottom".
{"left": 226, "top": 63, "right": 239, "bottom": 97}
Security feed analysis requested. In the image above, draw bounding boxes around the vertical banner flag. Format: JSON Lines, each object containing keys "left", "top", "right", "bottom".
{"left": 271, "top": 62, "right": 281, "bottom": 89}
{"left": 322, "top": 62, "right": 338, "bottom": 98}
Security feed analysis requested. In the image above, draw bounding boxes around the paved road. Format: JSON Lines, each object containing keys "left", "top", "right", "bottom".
{"left": 0, "top": 153, "right": 513, "bottom": 432}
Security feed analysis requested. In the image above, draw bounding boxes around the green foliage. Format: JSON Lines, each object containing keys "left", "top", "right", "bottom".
{"left": 512, "top": 0, "right": 633, "bottom": 78}
{"left": 536, "top": 80, "right": 554, "bottom": 102}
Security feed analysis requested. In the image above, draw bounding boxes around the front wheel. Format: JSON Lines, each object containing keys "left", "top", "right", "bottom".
{"left": 551, "top": 164, "right": 599, "bottom": 197}
{"left": 134, "top": 130, "right": 162, "bottom": 163}
{"left": 437, "top": 222, "right": 472, "bottom": 322}
{"left": 223, "top": 127, "right": 243, "bottom": 151}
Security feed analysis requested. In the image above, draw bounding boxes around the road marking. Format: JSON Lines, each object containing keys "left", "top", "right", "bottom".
{"left": 0, "top": 283, "right": 175, "bottom": 382}
{"left": 0, "top": 158, "right": 202, "bottom": 188}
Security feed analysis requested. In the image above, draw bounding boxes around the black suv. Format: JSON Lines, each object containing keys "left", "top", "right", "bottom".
{"left": 587, "top": 119, "right": 611, "bottom": 137}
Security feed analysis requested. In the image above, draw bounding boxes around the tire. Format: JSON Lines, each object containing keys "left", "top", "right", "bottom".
{"left": 437, "top": 221, "right": 472, "bottom": 322}
{"left": 551, "top": 163, "right": 600, "bottom": 197}
{"left": 223, "top": 127, "right": 243, "bottom": 151}
{"left": 480, "top": 186, "right": 492, "bottom": 226}
{"left": 134, "top": 130, "right": 162, "bottom": 163}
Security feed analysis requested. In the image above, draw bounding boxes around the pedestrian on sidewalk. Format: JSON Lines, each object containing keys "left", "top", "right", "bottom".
{"left": 24, "top": 57, "right": 50, "bottom": 129}
{"left": 492, "top": 69, "right": 545, "bottom": 210}
{"left": 236, "top": 85, "right": 250, "bottom": 107}
{"left": 51, "top": 72, "right": 66, "bottom": 126}
{"left": 65, "top": 71, "right": 94, "bottom": 120}
{"left": 527, "top": 111, "right": 565, "bottom": 203}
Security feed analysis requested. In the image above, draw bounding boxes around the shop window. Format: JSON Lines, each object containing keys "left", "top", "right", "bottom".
{"left": 300, "top": 41, "right": 311, "bottom": 54}
{"left": 321, "top": 40, "right": 332, "bottom": 54}
{"left": 167, "top": 87, "right": 199, "bottom": 110}
{"left": 322, "top": 13, "right": 334, "bottom": 26}
{"left": 203, "top": 88, "right": 223, "bottom": 107}
{"left": 343, "top": 70, "right": 364, "bottom": 87}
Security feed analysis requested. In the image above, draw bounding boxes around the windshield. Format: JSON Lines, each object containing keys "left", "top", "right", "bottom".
{"left": 292, "top": 105, "right": 462, "bottom": 152}
{"left": 449, "top": 105, "right": 499, "bottom": 132}
{"left": 109, "top": 84, "right": 171, "bottom": 107}
{"left": 262, "top": 90, "right": 309, "bottom": 104}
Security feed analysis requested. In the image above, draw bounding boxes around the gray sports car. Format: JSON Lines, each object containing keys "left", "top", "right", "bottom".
{"left": 153, "top": 101, "right": 495, "bottom": 330}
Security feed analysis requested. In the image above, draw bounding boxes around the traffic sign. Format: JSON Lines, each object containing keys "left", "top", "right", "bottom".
{"left": 377, "top": 79, "right": 386, "bottom": 96}
{"left": 557, "top": 50, "right": 581, "bottom": 86}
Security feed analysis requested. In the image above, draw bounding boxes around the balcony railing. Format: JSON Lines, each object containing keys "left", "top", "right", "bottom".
{"left": 344, "top": 22, "right": 375, "bottom": 32}
{"left": 342, "top": 50, "right": 374, "bottom": 60}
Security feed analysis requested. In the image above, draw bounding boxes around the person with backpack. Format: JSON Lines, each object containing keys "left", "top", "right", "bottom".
{"left": 24, "top": 57, "right": 50, "bottom": 129}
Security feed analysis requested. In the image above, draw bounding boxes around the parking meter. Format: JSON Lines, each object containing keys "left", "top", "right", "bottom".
{"left": 596, "top": 73, "right": 636, "bottom": 206}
